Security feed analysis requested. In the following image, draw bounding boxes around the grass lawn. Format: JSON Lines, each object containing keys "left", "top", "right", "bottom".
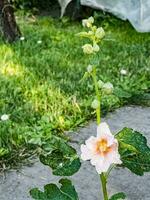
{"left": 0, "top": 13, "right": 149, "bottom": 169}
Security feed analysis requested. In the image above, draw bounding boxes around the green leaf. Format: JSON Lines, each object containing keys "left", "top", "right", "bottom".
{"left": 0, "top": 148, "right": 9, "bottom": 157}
{"left": 28, "top": 137, "right": 42, "bottom": 145}
{"left": 40, "top": 136, "right": 81, "bottom": 176}
{"left": 114, "top": 88, "right": 132, "bottom": 99}
{"left": 30, "top": 178, "right": 79, "bottom": 200}
{"left": 76, "top": 32, "right": 92, "bottom": 38}
{"left": 129, "top": 93, "right": 150, "bottom": 107}
{"left": 80, "top": 72, "right": 90, "bottom": 82}
{"left": 109, "top": 192, "right": 126, "bottom": 200}
{"left": 59, "top": 179, "right": 79, "bottom": 200}
{"left": 116, "top": 128, "right": 150, "bottom": 176}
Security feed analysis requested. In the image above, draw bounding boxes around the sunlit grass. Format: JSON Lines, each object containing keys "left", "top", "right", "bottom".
{"left": 0, "top": 14, "right": 149, "bottom": 168}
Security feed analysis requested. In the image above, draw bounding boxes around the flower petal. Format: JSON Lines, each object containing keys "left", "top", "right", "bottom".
{"left": 81, "top": 123, "right": 121, "bottom": 174}
{"left": 97, "top": 122, "right": 112, "bottom": 137}
{"left": 95, "top": 159, "right": 110, "bottom": 173}
{"left": 81, "top": 144, "right": 93, "bottom": 161}
{"left": 85, "top": 136, "right": 97, "bottom": 151}
{"left": 106, "top": 149, "right": 122, "bottom": 165}
{"left": 105, "top": 135, "right": 115, "bottom": 147}
{"left": 90, "top": 154, "right": 104, "bottom": 166}
{"left": 95, "top": 164, "right": 102, "bottom": 174}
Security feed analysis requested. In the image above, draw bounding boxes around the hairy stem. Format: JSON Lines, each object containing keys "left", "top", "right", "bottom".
{"left": 100, "top": 173, "right": 109, "bottom": 200}
{"left": 92, "top": 68, "right": 101, "bottom": 124}
{"left": 92, "top": 68, "right": 109, "bottom": 200}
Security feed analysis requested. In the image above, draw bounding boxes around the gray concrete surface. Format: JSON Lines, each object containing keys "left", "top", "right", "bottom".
{"left": 0, "top": 106, "right": 150, "bottom": 200}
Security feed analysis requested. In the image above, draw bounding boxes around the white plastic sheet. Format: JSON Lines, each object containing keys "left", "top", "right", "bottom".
{"left": 58, "top": 0, "right": 72, "bottom": 17}
{"left": 58, "top": 0, "right": 150, "bottom": 32}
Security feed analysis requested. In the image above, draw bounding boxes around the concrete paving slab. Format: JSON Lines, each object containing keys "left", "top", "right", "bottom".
{"left": 0, "top": 106, "right": 150, "bottom": 200}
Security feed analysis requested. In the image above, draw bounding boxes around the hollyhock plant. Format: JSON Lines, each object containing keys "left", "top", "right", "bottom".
{"left": 81, "top": 122, "right": 122, "bottom": 174}
{"left": 30, "top": 16, "right": 150, "bottom": 200}
{"left": 77, "top": 17, "right": 125, "bottom": 200}
{"left": 76, "top": 16, "right": 150, "bottom": 200}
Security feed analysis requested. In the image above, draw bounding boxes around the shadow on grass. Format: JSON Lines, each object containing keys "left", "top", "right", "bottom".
{"left": 0, "top": 15, "right": 149, "bottom": 169}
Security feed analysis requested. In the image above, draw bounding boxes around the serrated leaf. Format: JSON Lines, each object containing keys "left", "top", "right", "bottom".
{"left": 109, "top": 192, "right": 126, "bottom": 200}
{"left": 116, "top": 128, "right": 150, "bottom": 175}
{"left": 30, "top": 178, "right": 79, "bottom": 200}
{"left": 40, "top": 136, "right": 81, "bottom": 176}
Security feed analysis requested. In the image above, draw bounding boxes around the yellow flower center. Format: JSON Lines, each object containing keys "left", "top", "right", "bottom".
{"left": 96, "top": 139, "right": 110, "bottom": 155}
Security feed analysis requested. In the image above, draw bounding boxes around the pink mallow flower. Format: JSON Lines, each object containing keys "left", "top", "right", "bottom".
{"left": 81, "top": 122, "right": 122, "bottom": 174}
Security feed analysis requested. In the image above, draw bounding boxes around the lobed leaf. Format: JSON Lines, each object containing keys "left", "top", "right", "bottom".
{"left": 40, "top": 136, "right": 81, "bottom": 176}
{"left": 116, "top": 128, "right": 150, "bottom": 175}
{"left": 30, "top": 178, "right": 79, "bottom": 200}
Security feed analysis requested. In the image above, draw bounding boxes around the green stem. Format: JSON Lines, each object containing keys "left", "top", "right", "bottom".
{"left": 92, "top": 69, "right": 101, "bottom": 124}
{"left": 105, "top": 164, "right": 115, "bottom": 179}
{"left": 92, "top": 68, "right": 109, "bottom": 200}
{"left": 100, "top": 174, "right": 109, "bottom": 200}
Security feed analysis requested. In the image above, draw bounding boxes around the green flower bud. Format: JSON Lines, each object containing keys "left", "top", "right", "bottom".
{"left": 92, "top": 25, "right": 97, "bottom": 32}
{"left": 82, "top": 44, "right": 94, "bottom": 54}
{"left": 91, "top": 99, "right": 100, "bottom": 109}
{"left": 102, "top": 82, "right": 114, "bottom": 95}
{"left": 88, "top": 31, "right": 94, "bottom": 36}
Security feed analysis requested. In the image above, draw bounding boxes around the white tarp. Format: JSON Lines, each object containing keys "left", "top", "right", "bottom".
{"left": 58, "top": 0, "right": 150, "bottom": 32}
{"left": 58, "top": 0, "right": 72, "bottom": 17}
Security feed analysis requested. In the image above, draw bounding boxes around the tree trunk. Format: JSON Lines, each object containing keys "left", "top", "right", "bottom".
{"left": 0, "top": 0, "right": 21, "bottom": 42}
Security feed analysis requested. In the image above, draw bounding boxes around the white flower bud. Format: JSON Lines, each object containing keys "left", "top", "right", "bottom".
{"left": 102, "top": 82, "right": 113, "bottom": 95}
{"left": 1, "top": 114, "right": 9, "bottom": 121}
{"left": 98, "top": 80, "right": 104, "bottom": 89}
{"left": 120, "top": 69, "right": 127, "bottom": 75}
{"left": 82, "top": 19, "right": 87, "bottom": 27}
{"left": 87, "top": 65, "right": 93, "bottom": 73}
{"left": 93, "top": 43, "right": 100, "bottom": 52}
{"left": 95, "top": 27, "right": 105, "bottom": 39}
{"left": 91, "top": 99, "right": 100, "bottom": 109}
{"left": 88, "top": 16, "right": 94, "bottom": 24}
{"left": 82, "top": 16, "right": 94, "bottom": 28}
{"left": 82, "top": 44, "right": 94, "bottom": 54}
{"left": 92, "top": 25, "right": 97, "bottom": 32}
